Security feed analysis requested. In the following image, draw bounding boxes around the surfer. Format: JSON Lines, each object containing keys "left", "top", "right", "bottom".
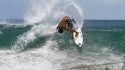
{"left": 57, "top": 16, "right": 78, "bottom": 39}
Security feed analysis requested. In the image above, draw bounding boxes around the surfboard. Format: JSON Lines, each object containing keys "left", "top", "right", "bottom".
{"left": 73, "top": 25, "right": 83, "bottom": 47}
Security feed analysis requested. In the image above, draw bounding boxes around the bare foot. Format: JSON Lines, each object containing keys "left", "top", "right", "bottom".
{"left": 75, "top": 32, "right": 79, "bottom": 37}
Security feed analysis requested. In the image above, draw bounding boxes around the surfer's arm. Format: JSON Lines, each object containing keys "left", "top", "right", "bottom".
{"left": 64, "top": 28, "right": 78, "bottom": 37}
{"left": 64, "top": 28, "right": 75, "bottom": 32}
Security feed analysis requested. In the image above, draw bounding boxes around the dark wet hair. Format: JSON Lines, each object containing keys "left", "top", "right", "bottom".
{"left": 58, "top": 28, "right": 64, "bottom": 33}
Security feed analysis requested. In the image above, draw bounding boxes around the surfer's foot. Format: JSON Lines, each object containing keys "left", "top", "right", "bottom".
{"left": 75, "top": 32, "right": 79, "bottom": 37}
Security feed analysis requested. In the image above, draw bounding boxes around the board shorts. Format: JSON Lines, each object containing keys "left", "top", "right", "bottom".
{"left": 67, "top": 19, "right": 76, "bottom": 29}
{"left": 67, "top": 22, "right": 73, "bottom": 28}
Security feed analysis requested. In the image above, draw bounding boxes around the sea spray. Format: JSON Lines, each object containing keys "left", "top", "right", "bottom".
{"left": 24, "top": 0, "right": 83, "bottom": 25}
{"left": 12, "top": 0, "right": 84, "bottom": 52}
{"left": 12, "top": 24, "right": 57, "bottom": 52}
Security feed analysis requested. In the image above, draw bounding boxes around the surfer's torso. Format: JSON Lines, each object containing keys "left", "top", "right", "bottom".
{"left": 57, "top": 16, "right": 78, "bottom": 38}
{"left": 57, "top": 16, "right": 69, "bottom": 29}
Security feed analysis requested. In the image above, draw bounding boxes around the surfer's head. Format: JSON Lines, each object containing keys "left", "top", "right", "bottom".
{"left": 58, "top": 28, "right": 64, "bottom": 33}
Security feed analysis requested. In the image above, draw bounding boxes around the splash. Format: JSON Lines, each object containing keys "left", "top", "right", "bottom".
{"left": 12, "top": 0, "right": 83, "bottom": 51}
{"left": 24, "top": 0, "right": 83, "bottom": 26}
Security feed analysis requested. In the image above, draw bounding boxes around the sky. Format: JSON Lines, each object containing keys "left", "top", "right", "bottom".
{"left": 0, "top": 0, "right": 125, "bottom": 20}
{"left": 82, "top": 0, "right": 125, "bottom": 20}
{"left": 0, "top": 0, "right": 27, "bottom": 19}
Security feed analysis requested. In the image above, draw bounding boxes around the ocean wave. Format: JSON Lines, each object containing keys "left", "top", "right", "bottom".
{"left": 11, "top": 0, "right": 83, "bottom": 52}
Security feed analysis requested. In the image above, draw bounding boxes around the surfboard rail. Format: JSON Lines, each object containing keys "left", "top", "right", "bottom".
{"left": 73, "top": 22, "right": 83, "bottom": 47}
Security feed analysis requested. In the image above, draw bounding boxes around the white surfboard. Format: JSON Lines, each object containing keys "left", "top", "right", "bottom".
{"left": 73, "top": 25, "right": 83, "bottom": 47}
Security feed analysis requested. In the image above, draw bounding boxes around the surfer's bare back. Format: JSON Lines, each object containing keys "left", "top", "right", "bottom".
{"left": 57, "top": 16, "right": 78, "bottom": 38}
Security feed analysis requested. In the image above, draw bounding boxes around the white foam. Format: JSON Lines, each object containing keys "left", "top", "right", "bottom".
{"left": 12, "top": 24, "right": 57, "bottom": 52}
{"left": 12, "top": 36, "right": 124, "bottom": 69}
{"left": 0, "top": 51, "right": 53, "bottom": 70}
{"left": 1, "top": 38, "right": 125, "bottom": 70}
{"left": 0, "top": 38, "right": 62, "bottom": 70}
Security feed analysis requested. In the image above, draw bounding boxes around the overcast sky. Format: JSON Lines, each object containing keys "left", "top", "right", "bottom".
{"left": 0, "top": 0, "right": 125, "bottom": 19}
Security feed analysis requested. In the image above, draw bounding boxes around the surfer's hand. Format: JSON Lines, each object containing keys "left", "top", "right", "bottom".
{"left": 75, "top": 32, "right": 79, "bottom": 37}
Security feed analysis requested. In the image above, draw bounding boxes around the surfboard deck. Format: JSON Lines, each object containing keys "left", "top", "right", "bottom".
{"left": 73, "top": 28, "right": 83, "bottom": 47}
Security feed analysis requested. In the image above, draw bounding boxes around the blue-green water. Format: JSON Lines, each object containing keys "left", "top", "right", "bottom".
{"left": 0, "top": 20, "right": 125, "bottom": 70}
{"left": 83, "top": 20, "right": 125, "bottom": 54}
{"left": 1, "top": 20, "right": 125, "bottom": 54}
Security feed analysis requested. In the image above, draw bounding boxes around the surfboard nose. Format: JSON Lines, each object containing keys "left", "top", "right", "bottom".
{"left": 78, "top": 43, "right": 82, "bottom": 47}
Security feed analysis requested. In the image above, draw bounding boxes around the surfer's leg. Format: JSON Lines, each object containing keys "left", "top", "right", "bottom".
{"left": 64, "top": 28, "right": 78, "bottom": 37}
{"left": 70, "top": 28, "right": 78, "bottom": 37}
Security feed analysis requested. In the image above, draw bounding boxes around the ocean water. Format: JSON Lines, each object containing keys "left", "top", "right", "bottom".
{"left": 0, "top": 0, "right": 125, "bottom": 70}
{"left": 0, "top": 20, "right": 125, "bottom": 70}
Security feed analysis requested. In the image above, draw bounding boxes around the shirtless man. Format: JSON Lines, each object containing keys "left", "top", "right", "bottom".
{"left": 57, "top": 16, "right": 78, "bottom": 39}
